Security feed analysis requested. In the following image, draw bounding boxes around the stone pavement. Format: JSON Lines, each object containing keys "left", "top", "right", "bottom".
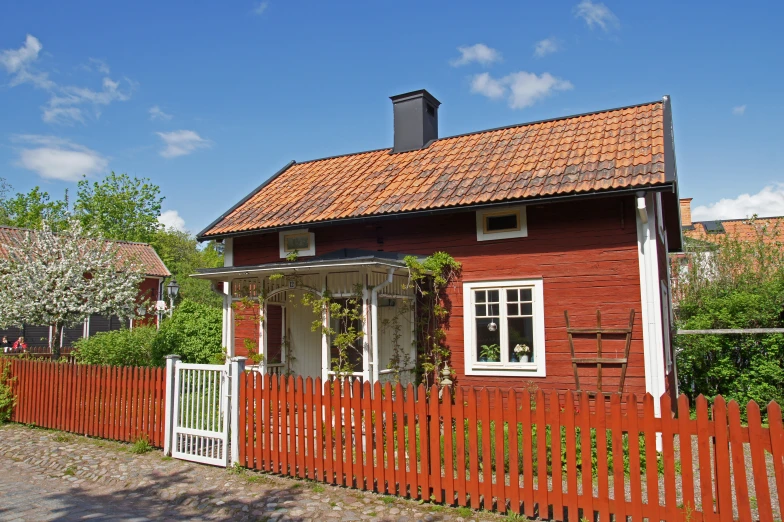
{"left": 0, "top": 424, "right": 511, "bottom": 522}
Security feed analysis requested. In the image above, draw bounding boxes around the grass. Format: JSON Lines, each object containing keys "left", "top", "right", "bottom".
{"left": 53, "top": 433, "right": 73, "bottom": 443}
{"left": 455, "top": 506, "right": 473, "bottom": 518}
{"left": 381, "top": 496, "right": 396, "bottom": 505}
{"left": 129, "top": 437, "right": 153, "bottom": 455}
{"left": 311, "top": 484, "right": 325, "bottom": 493}
{"left": 64, "top": 465, "right": 77, "bottom": 476}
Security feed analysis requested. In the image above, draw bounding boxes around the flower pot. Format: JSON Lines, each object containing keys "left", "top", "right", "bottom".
{"left": 520, "top": 354, "right": 530, "bottom": 363}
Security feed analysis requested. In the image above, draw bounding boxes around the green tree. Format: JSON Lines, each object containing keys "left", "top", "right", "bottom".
{"left": 150, "top": 229, "right": 224, "bottom": 307}
{"left": 0, "top": 186, "right": 69, "bottom": 230}
{"left": 74, "top": 172, "right": 164, "bottom": 243}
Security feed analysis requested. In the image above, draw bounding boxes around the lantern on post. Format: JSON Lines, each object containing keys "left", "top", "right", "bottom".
{"left": 166, "top": 277, "right": 180, "bottom": 317}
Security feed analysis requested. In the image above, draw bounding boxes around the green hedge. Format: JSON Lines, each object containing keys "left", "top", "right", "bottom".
{"left": 72, "top": 299, "right": 224, "bottom": 367}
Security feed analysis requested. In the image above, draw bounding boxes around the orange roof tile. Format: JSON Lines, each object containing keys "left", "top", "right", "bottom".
{"left": 0, "top": 226, "right": 171, "bottom": 277}
{"left": 200, "top": 100, "right": 674, "bottom": 238}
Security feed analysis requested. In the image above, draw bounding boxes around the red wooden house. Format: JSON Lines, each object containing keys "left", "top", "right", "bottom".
{"left": 195, "top": 90, "right": 681, "bottom": 408}
{"left": 0, "top": 225, "right": 171, "bottom": 349}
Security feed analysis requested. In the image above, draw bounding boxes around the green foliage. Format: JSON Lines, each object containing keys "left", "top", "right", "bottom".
{"left": 674, "top": 219, "right": 784, "bottom": 417}
{"left": 151, "top": 299, "right": 223, "bottom": 365}
{"left": 130, "top": 436, "right": 153, "bottom": 454}
{"left": 74, "top": 172, "right": 164, "bottom": 243}
{"left": 0, "top": 362, "right": 17, "bottom": 423}
{"left": 73, "top": 326, "right": 158, "bottom": 367}
{"left": 404, "top": 252, "right": 461, "bottom": 387}
{"left": 150, "top": 229, "right": 223, "bottom": 307}
{"left": 479, "top": 343, "right": 500, "bottom": 362}
{"left": 0, "top": 185, "right": 69, "bottom": 230}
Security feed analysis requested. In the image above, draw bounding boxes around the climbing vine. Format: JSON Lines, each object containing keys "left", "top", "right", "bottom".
{"left": 232, "top": 296, "right": 264, "bottom": 365}
{"left": 404, "top": 251, "right": 461, "bottom": 388}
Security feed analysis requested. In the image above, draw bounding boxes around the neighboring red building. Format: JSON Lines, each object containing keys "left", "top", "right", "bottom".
{"left": 195, "top": 90, "right": 682, "bottom": 407}
{"left": 0, "top": 226, "right": 171, "bottom": 349}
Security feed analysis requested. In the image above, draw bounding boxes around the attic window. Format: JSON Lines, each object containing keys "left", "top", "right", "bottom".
{"left": 279, "top": 229, "right": 316, "bottom": 258}
{"left": 476, "top": 206, "right": 528, "bottom": 241}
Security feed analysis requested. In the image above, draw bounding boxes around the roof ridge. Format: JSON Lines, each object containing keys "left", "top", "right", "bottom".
{"left": 293, "top": 98, "right": 665, "bottom": 167}
{"left": 697, "top": 215, "right": 784, "bottom": 223}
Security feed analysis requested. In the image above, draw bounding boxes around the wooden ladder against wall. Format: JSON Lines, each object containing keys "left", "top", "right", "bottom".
{"left": 564, "top": 309, "right": 635, "bottom": 395}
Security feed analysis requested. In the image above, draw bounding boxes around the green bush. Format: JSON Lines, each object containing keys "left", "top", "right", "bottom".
{"left": 151, "top": 299, "right": 224, "bottom": 365}
{"left": 674, "top": 219, "right": 784, "bottom": 418}
{"left": 0, "top": 362, "right": 16, "bottom": 423}
{"left": 73, "top": 326, "right": 158, "bottom": 367}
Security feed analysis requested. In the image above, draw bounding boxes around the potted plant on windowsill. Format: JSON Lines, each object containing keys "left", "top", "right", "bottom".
{"left": 479, "top": 343, "right": 500, "bottom": 362}
{"left": 513, "top": 343, "right": 531, "bottom": 363}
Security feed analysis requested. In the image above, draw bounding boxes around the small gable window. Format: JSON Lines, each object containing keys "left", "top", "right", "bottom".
{"left": 476, "top": 205, "right": 528, "bottom": 241}
{"left": 279, "top": 229, "right": 315, "bottom": 258}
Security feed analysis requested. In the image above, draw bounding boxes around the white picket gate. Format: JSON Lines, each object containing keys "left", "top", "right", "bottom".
{"left": 163, "top": 356, "right": 245, "bottom": 467}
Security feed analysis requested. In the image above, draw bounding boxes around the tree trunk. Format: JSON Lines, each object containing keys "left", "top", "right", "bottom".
{"left": 50, "top": 322, "right": 62, "bottom": 360}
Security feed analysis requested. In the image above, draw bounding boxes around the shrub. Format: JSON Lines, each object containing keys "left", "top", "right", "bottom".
{"left": 73, "top": 326, "right": 158, "bottom": 367}
{"left": 151, "top": 299, "right": 223, "bottom": 365}
{"left": 0, "top": 362, "right": 16, "bottom": 423}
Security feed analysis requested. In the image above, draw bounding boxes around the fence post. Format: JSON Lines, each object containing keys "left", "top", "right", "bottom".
{"left": 163, "top": 355, "right": 180, "bottom": 456}
{"left": 229, "top": 356, "right": 247, "bottom": 466}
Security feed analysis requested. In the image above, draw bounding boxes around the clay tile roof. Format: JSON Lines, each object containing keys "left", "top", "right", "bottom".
{"left": 685, "top": 217, "right": 784, "bottom": 247}
{"left": 200, "top": 100, "right": 673, "bottom": 238}
{"left": 0, "top": 226, "right": 171, "bottom": 277}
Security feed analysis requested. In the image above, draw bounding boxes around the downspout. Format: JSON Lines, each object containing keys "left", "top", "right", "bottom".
{"left": 370, "top": 268, "right": 395, "bottom": 383}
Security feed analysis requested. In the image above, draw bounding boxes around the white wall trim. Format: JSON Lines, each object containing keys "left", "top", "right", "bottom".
{"left": 279, "top": 229, "right": 316, "bottom": 258}
{"left": 636, "top": 193, "right": 667, "bottom": 415}
{"left": 476, "top": 205, "right": 528, "bottom": 242}
{"left": 462, "top": 278, "right": 546, "bottom": 377}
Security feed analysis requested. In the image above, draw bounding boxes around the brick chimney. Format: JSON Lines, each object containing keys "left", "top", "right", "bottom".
{"left": 680, "top": 198, "right": 693, "bottom": 227}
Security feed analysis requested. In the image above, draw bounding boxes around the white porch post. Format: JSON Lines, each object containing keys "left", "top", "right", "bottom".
{"left": 229, "top": 356, "right": 246, "bottom": 466}
{"left": 163, "top": 354, "right": 181, "bottom": 456}
{"left": 370, "top": 268, "right": 395, "bottom": 384}
{"left": 321, "top": 276, "right": 329, "bottom": 382}
{"left": 362, "top": 273, "right": 370, "bottom": 382}
{"left": 223, "top": 238, "right": 235, "bottom": 358}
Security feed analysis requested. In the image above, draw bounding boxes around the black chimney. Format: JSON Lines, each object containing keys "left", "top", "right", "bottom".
{"left": 390, "top": 89, "right": 441, "bottom": 153}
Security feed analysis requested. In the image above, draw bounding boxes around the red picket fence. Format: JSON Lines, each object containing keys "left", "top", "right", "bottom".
{"left": 238, "top": 373, "right": 784, "bottom": 522}
{"left": 2, "top": 358, "right": 167, "bottom": 447}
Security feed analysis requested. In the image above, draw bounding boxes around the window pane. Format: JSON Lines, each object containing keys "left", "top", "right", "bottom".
{"left": 475, "top": 290, "right": 486, "bottom": 303}
{"left": 507, "top": 303, "right": 519, "bottom": 316}
{"left": 520, "top": 303, "right": 533, "bottom": 316}
{"left": 508, "top": 316, "right": 534, "bottom": 363}
{"left": 506, "top": 288, "right": 518, "bottom": 301}
{"left": 486, "top": 213, "right": 518, "bottom": 231}
{"left": 285, "top": 234, "right": 309, "bottom": 251}
{"left": 475, "top": 304, "right": 486, "bottom": 317}
{"left": 520, "top": 288, "right": 532, "bottom": 301}
{"left": 476, "top": 317, "right": 500, "bottom": 362}
{"left": 488, "top": 303, "right": 500, "bottom": 316}
{"left": 487, "top": 290, "right": 499, "bottom": 303}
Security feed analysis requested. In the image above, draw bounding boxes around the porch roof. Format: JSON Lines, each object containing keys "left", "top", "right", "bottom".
{"left": 191, "top": 248, "right": 424, "bottom": 281}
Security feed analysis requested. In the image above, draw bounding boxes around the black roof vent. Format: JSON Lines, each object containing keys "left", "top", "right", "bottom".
{"left": 390, "top": 89, "right": 441, "bottom": 154}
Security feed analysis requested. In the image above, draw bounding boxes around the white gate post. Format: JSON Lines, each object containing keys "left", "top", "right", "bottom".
{"left": 163, "top": 354, "right": 181, "bottom": 456}
{"left": 229, "top": 356, "right": 247, "bottom": 466}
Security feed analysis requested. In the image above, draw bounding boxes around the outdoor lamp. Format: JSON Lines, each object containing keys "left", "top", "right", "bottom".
{"left": 167, "top": 278, "right": 180, "bottom": 299}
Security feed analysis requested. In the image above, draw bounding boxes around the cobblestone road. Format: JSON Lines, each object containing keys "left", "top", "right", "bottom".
{"left": 0, "top": 424, "right": 508, "bottom": 521}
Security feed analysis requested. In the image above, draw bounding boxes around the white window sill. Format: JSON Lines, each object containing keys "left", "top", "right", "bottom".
{"left": 465, "top": 365, "right": 546, "bottom": 377}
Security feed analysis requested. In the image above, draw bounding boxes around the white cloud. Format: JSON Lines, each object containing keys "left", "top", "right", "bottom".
{"left": 732, "top": 105, "right": 747, "bottom": 116}
{"left": 450, "top": 44, "right": 502, "bottom": 67}
{"left": 12, "top": 135, "right": 108, "bottom": 182}
{"left": 574, "top": 1, "right": 620, "bottom": 32}
{"left": 692, "top": 185, "right": 784, "bottom": 221}
{"left": 470, "top": 72, "right": 506, "bottom": 99}
{"left": 158, "top": 210, "right": 187, "bottom": 232}
{"left": 254, "top": 1, "right": 269, "bottom": 14}
{"left": 0, "top": 35, "right": 133, "bottom": 124}
{"left": 534, "top": 38, "right": 560, "bottom": 58}
{"left": 469, "top": 71, "right": 573, "bottom": 109}
{"left": 156, "top": 130, "right": 211, "bottom": 158}
{"left": 149, "top": 105, "right": 173, "bottom": 121}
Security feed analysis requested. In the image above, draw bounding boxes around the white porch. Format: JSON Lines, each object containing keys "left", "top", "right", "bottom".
{"left": 194, "top": 250, "right": 419, "bottom": 385}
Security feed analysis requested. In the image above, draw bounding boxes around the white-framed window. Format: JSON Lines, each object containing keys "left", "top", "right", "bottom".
{"left": 476, "top": 205, "right": 528, "bottom": 241}
{"left": 463, "top": 279, "right": 546, "bottom": 377}
{"left": 279, "top": 229, "right": 315, "bottom": 258}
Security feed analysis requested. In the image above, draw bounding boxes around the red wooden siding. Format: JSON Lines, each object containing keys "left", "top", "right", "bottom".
{"left": 238, "top": 373, "right": 784, "bottom": 521}
{"left": 2, "top": 359, "right": 166, "bottom": 447}
{"left": 232, "top": 196, "right": 649, "bottom": 394}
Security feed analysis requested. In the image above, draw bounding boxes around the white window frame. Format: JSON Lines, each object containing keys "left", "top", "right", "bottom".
{"left": 279, "top": 229, "right": 315, "bottom": 258}
{"left": 463, "top": 279, "right": 546, "bottom": 377}
{"left": 476, "top": 205, "right": 528, "bottom": 241}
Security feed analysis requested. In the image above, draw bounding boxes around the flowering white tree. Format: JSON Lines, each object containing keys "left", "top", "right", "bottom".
{"left": 0, "top": 220, "right": 145, "bottom": 358}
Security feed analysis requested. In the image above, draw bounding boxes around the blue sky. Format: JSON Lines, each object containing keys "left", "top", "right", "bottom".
{"left": 2, "top": 1, "right": 783, "bottom": 233}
